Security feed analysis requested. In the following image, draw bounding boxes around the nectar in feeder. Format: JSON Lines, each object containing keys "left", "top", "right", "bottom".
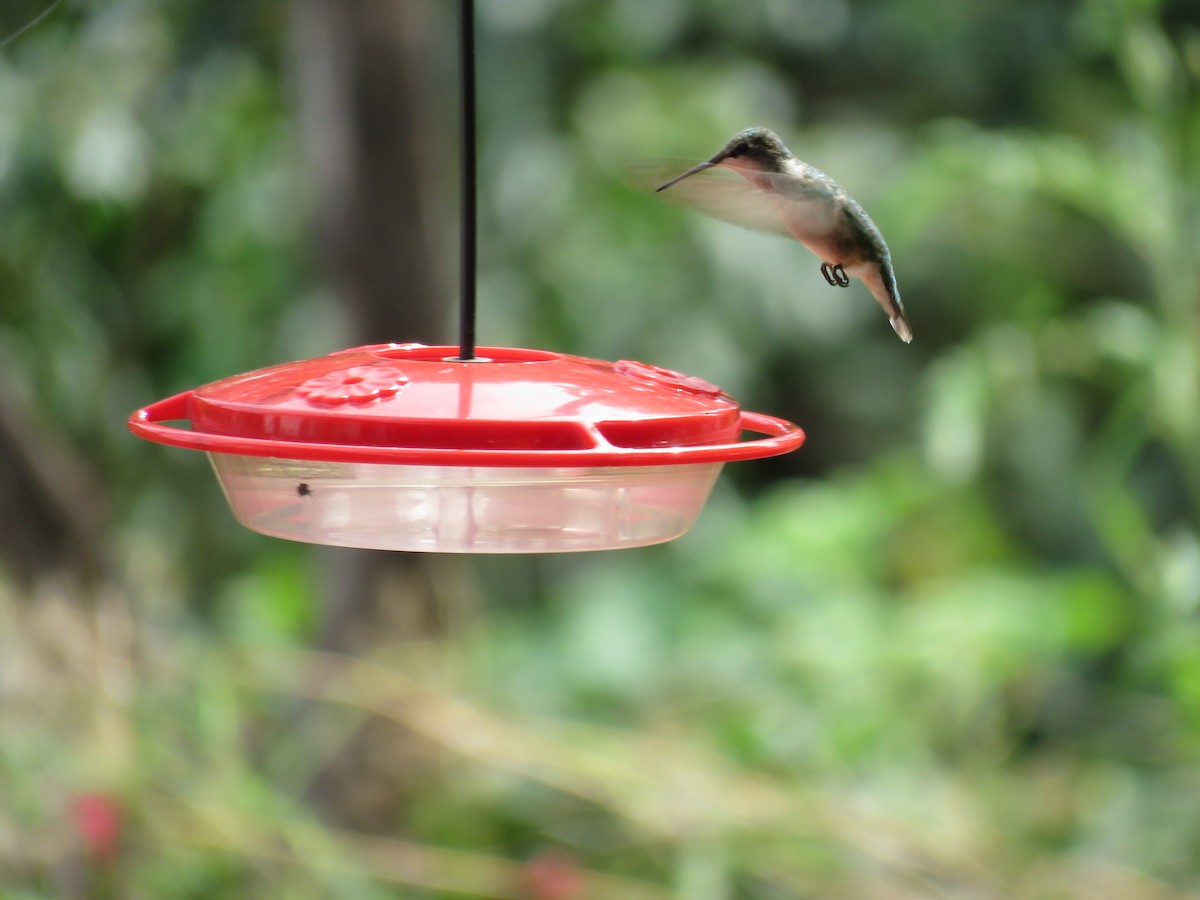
{"left": 129, "top": 344, "right": 803, "bottom": 554}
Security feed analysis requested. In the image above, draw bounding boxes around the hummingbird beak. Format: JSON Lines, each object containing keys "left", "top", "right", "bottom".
{"left": 654, "top": 157, "right": 721, "bottom": 192}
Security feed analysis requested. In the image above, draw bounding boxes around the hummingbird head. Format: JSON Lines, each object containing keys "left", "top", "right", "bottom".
{"left": 655, "top": 127, "right": 793, "bottom": 192}
{"left": 712, "top": 127, "right": 792, "bottom": 172}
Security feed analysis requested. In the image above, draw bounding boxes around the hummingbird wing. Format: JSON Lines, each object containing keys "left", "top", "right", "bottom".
{"left": 628, "top": 161, "right": 801, "bottom": 238}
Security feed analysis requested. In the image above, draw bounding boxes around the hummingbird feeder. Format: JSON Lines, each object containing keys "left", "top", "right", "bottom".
{"left": 127, "top": 0, "right": 804, "bottom": 554}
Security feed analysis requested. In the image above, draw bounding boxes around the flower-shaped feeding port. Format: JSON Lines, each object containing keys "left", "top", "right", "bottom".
{"left": 129, "top": 343, "right": 804, "bottom": 553}
{"left": 297, "top": 366, "right": 410, "bottom": 406}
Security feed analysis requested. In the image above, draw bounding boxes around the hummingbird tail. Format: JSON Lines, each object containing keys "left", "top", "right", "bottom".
{"left": 861, "top": 262, "right": 912, "bottom": 344}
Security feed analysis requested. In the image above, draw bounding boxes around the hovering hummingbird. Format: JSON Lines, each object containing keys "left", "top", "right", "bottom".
{"left": 653, "top": 127, "right": 912, "bottom": 343}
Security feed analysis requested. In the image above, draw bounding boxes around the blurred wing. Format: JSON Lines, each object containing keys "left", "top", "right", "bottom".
{"left": 627, "top": 160, "right": 796, "bottom": 238}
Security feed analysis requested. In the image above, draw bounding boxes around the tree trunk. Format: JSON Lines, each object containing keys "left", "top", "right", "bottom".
{"left": 289, "top": 0, "right": 470, "bottom": 831}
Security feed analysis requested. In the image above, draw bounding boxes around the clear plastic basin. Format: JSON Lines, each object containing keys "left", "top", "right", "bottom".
{"left": 209, "top": 454, "right": 724, "bottom": 553}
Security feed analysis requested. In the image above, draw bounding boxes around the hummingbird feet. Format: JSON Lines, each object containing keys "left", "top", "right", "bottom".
{"left": 821, "top": 262, "right": 850, "bottom": 287}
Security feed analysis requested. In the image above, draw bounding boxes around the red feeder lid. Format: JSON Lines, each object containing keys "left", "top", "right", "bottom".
{"left": 129, "top": 344, "right": 804, "bottom": 467}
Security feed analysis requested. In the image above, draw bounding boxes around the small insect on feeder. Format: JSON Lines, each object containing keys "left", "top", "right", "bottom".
{"left": 127, "top": 0, "right": 805, "bottom": 553}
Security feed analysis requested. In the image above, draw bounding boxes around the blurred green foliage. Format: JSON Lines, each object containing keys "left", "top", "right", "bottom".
{"left": 2, "top": 0, "right": 1200, "bottom": 896}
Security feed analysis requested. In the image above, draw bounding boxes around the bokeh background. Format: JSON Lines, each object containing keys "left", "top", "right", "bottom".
{"left": 2, "top": 0, "right": 1199, "bottom": 896}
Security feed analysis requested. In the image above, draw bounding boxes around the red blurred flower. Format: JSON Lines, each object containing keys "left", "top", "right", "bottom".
{"left": 70, "top": 792, "right": 123, "bottom": 863}
{"left": 523, "top": 849, "right": 583, "bottom": 900}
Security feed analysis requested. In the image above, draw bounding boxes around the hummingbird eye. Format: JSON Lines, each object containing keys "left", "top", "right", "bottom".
{"left": 733, "top": 142, "right": 749, "bottom": 157}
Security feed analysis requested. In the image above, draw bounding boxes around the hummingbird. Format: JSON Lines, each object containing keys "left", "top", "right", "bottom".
{"left": 653, "top": 127, "right": 912, "bottom": 343}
